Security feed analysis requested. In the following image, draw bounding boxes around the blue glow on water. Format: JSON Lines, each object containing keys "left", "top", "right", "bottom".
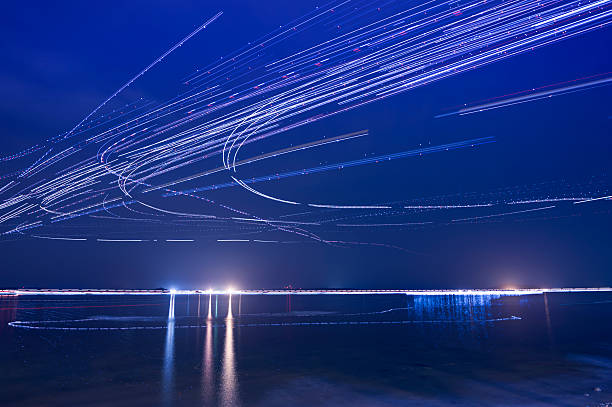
{"left": 2, "top": 292, "right": 612, "bottom": 406}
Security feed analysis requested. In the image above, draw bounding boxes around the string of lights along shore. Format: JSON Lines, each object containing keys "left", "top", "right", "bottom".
{"left": 4, "top": 287, "right": 612, "bottom": 296}
{"left": 0, "top": 0, "right": 610, "bottom": 252}
{"left": 5, "top": 287, "right": 611, "bottom": 330}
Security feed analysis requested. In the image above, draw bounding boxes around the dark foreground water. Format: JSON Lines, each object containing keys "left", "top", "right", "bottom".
{"left": 1, "top": 293, "right": 611, "bottom": 406}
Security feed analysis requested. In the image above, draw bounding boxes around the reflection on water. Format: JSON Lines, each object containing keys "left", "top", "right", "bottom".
{"left": 168, "top": 293, "right": 175, "bottom": 320}
{"left": 411, "top": 294, "right": 504, "bottom": 341}
{"left": 2, "top": 293, "right": 612, "bottom": 406}
{"left": 543, "top": 292, "right": 556, "bottom": 349}
{"left": 198, "top": 294, "right": 239, "bottom": 406}
{"left": 412, "top": 294, "right": 499, "bottom": 321}
{"left": 208, "top": 293, "right": 213, "bottom": 320}
{"left": 226, "top": 294, "right": 233, "bottom": 320}
{"left": 162, "top": 319, "right": 175, "bottom": 405}
{"left": 202, "top": 319, "right": 215, "bottom": 404}
{"left": 221, "top": 294, "right": 239, "bottom": 406}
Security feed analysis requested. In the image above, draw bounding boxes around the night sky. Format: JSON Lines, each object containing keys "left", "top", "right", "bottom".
{"left": 0, "top": 0, "right": 610, "bottom": 289}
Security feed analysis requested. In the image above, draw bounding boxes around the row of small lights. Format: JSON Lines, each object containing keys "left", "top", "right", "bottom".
{"left": 169, "top": 287, "right": 521, "bottom": 294}
{"left": 169, "top": 287, "right": 236, "bottom": 295}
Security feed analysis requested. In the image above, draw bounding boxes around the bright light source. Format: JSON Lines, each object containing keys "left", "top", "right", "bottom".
{"left": 170, "top": 289, "right": 177, "bottom": 294}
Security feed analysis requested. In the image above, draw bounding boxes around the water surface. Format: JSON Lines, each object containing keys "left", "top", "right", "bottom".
{"left": 1, "top": 293, "right": 611, "bottom": 406}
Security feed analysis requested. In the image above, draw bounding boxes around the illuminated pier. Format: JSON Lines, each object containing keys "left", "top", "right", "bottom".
{"left": 2, "top": 287, "right": 611, "bottom": 296}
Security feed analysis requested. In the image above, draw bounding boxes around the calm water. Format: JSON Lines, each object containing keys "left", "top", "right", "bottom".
{"left": 1, "top": 293, "right": 611, "bottom": 406}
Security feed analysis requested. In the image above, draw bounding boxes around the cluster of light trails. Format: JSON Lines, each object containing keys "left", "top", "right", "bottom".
{"left": 0, "top": 0, "right": 610, "bottom": 249}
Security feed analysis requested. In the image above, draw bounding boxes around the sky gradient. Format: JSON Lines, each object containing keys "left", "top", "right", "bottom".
{"left": 0, "top": 0, "right": 610, "bottom": 289}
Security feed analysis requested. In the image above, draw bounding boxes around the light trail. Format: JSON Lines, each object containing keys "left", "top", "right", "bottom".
{"left": 31, "top": 235, "right": 88, "bottom": 241}
{"left": 573, "top": 195, "right": 612, "bottom": 204}
{"left": 63, "top": 12, "right": 223, "bottom": 140}
{"left": 96, "top": 238, "right": 146, "bottom": 242}
{"left": 436, "top": 74, "right": 612, "bottom": 117}
{"left": 8, "top": 316, "right": 523, "bottom": 331}
{"left": 0, "top": 0, "right": 610, "bottom": 248}
{"left": 451, "top": 205, "right": 556, "bottom": 222}
{"left": 163, "top": 137, "right": 495, "bottom": 197}
{"left": 337, "top": 222, "right": 433, "bottom": 227}
{"left": 141, "top": 129, "right": 368, "bottom": 193}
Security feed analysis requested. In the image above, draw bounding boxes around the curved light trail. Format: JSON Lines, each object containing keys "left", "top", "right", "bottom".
{"left": 0, "top": 0, "right": 610, "bottom": 250}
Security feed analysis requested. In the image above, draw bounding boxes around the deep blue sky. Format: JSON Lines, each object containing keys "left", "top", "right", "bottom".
{"left": 0, "top": 1, "right": 610, "bottom": 289}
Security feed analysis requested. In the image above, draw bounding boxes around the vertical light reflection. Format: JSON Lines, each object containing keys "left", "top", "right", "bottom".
{"left": 168, "top": 293, "right": 175, "bottom": 320}
{"left": 208, "top": 293, "right": 213, "bottom": 320}
{"left": 220, "top": 294, "right": 239, "bottom": 406}
{"left": 227, "top": 294, "right": 233, "bottom": 319}
{"left": 543, "top": 293, "right": 556, "bottom": 349}
{"left": 202, "top": 318, "right": 215, "bottom": 404}
{"left": 198, "top": 294, "right": 201, "bottom": 318}
{"left": 162, "top": 319, "right": 175, "bottom": 405}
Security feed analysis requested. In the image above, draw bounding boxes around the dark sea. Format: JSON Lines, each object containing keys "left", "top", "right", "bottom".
{"left": 1, "top": 292, "right": 611, "bottom": 406}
